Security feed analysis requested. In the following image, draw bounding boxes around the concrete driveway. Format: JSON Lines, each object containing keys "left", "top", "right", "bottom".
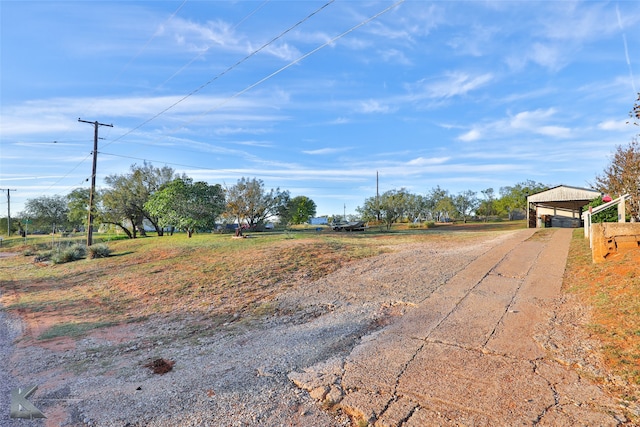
{"left": 296, "top": 228, "right": 627, "bottom": 426}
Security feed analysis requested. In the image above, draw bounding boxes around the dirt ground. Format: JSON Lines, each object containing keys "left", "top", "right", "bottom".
{"left": 0, "top": 228, "right": 636, "bottom": 426}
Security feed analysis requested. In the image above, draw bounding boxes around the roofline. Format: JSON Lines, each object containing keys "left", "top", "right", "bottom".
{"left": 529, "top": 184, "right": 600, "bottom": 196}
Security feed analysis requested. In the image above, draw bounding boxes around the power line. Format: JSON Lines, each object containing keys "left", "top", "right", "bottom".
{"left": 157, "top": 0, "right": 271, "bottom": 90}
{"left": 102, "top": 0, "right": 336, "bottom": 151}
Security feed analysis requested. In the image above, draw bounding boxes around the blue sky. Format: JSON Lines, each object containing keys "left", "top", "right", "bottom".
{"left": 1, "top": 1, "right": 639, "bottom": 218}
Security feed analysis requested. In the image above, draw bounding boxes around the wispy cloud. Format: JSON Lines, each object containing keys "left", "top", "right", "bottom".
{"left": 458, "top": 108, "right": 572, "bottom": 141}
{"left": 409, "top": 72, "right": 494, "bottom": 100}
{"left": 302, "top": 147, "right": 351, "bottom": 155}
{"left": 358, "top": 99, "right": 396, "bottom": 114}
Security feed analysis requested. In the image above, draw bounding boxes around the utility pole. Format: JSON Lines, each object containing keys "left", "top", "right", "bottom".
{"left": 1, "top": 189, "right": 17, "bottom": 236}
{"left": 376, "top": 171, "right": 380, "bottom": 221}
{"left": 78, "top": 118, "right": 113, "bottom": 246}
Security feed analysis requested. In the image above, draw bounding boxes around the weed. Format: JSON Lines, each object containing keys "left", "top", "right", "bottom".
{"left": 88, "top": 243, "right": 111, "bottom": 259}
{"left": 51, "top": 244, "right": 86, "bottom": 264}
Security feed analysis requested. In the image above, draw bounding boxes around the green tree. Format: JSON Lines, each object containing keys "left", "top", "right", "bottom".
{"left": 583, "top": 197, "right": 619, "bottom": 223}
{"left": 145, "top": 178, "right": 225, "bottom": 238}
{"left": 102, "top": 175, "right": 143, "bottom": 238}
{"left": 476, "top": 188, "right": 496, "bottom": 222}
{"left": 497, "top": 180, "right": 548, "bottom": 220}
{"left": 594, "top": 138, "right": 640, "bottom": 221}
{"left": 454, "top": 190, "right": 478, "bottom": 223}
{"left": 288, "top": 196, "right": 317, "bottom": 225}
{"left": 102, "top": 162, "right": 178, "bottom": 238}
{"left": 358, "top": 188, "right": 411, "bottom": 230}
{"left": 66, "top": 188, "right": 92, "bottom": 230}
{"left": 404, "top": 193, "right": 426, "bottom": 223}
{"left": 225, "top": 177, "right": 289, "bottom": 228}
{"left": 22, "top": 195, "right": 70, "bottom": 233}
{"left": 425, "top": 186, "right": 450, "bottom": 222}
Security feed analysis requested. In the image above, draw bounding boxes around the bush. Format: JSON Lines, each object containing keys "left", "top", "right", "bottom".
{"left": 88, "top": 243, "right": 111, "bottom": 259}
{"left": 52, "top": 244, "right": 86, "bottom": 264}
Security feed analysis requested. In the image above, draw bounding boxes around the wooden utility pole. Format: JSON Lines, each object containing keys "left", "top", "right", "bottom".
{"left": 78, "top": 119, "right": 113, "bottom": 246}
{"left": 1, "top": 189, "right": 17, "bottom": 236}
{"left": 376, "top": 171, "right": 380, "bottom": 221}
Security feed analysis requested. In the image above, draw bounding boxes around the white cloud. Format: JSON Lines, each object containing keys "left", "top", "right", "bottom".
{"left": 302, "top": 147, "right": 351, "bottom": 155}
{"left": 358, "top": 99, "right": 395, "bottom": 114}
{"left": 597, "top": 119, "right": 634, "bottom": 132}
{"left": 414, "top": 72, "right": 494, "bottom": 99}
{"left": 406, "top": 156, "right": 450, "bottom": 166}
{"left": 458, "top": 129, "right": 482, "bottom": 142}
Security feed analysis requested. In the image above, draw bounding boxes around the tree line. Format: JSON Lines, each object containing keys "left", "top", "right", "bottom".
{"left": 14, "top": 162, "right": 317, "bottom": 238}
{"left": 13, "top": 160, "right": 551, "bottom": 238}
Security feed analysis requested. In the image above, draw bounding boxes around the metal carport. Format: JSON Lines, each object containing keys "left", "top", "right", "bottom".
{"left": 527, "top": 185, "right": 601, "bottom": 228}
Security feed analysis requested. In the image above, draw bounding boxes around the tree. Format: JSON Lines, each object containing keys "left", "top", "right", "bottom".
{"left": 584, "top": 197, "right": 619, "bottom": 223}
{"left": 630, "top": 92, "right": 640, "bottom": 126}
{"left": 434, "top": 196, "right": 457, "bottom": 222}
{"left": 22, "top": 195, "right": 69, "bottom": 233}
{"left": 225, "top": 177, "right": 289, "bottom": 228}
{"left": 594, "top": 138, "right": 640, "bottom": 221}
{"left": 476, "top": 188, "right": 496, "bottom": 222}
{"left": 66, "top": 188, "right": 92, "bottom": 230}
{"left": 404, "top": 193, "right": 427, "bottom": 223}
{"left": 102, "top": 176, "right": 144, "bottom": 238}
{"left": 426, "top": 186, "right": 450, "bottom": 222}
{"left": 102, "top": 163, "right": 179, "bottom": 238}
{"left": 497, "top": 180, "right": 548, "bottom": 220}
{"left": 145, "top": 177, "right": 225, "bottom": 237}
{"left": 454, "top": 190, "right": 478, "bottom": 223}
{"left": 285, "top": 196, "right": 317, "bottom": 225}
{"left": 358, "top": 188, "right": 411, "bottom": 230}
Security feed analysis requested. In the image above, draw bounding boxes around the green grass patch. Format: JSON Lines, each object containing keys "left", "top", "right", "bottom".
{"left": 38, "top": 321, "right": 118, "bottom": 340}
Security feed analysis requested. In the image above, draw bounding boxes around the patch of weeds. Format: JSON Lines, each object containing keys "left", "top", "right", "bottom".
{"left": 88, "top": 243, "right": 111, "bottom": 259}
{"left": 33, "top": 250, "right": 53, "bottom": 262}
{"left": 51, "top": 244, "right": 86, "bottom": 264}
{"left": 38, "top": 320, "right": 117, "bottom": 340}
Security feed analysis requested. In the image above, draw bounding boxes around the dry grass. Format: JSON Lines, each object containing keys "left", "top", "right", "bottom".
{"left": 0, "top": 224, "right": 519, "bottom": 341}
{"left": 563, "top": 229, "right": 640, "bottom": 405}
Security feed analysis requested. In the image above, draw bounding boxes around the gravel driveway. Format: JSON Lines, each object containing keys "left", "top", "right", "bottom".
{"left": 0, "top": 229, "right": 630, "bottom": 426}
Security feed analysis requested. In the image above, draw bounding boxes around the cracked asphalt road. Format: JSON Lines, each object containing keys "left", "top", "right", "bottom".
{"left": 297, "top": 228, "right": 627, "bottom": 426}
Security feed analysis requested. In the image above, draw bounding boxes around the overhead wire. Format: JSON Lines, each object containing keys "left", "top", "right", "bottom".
{"left": 156, "top": 0, "right": 271, "bottom": 90}
{"left": 102, "top": 0, "right": 336, "bottom": 150}
{"left": 100, "top": 0, "right": 404, "bottom": 175}
{"left": 173, "top": 0, "right": 406, "bottom": 133}
{"left": 39, "top": 0, "right": 190, "bottom": 194}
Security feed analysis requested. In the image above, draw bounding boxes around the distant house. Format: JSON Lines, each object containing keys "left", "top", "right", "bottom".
{"left": 309, "top": 217, "right": 329, "bottom": 225}
{"left": 527, "top": 185, "right": 601, "bottom": 228}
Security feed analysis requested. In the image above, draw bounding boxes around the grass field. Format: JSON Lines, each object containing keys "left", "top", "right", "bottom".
{"left": 1, "top": 223, "right": 515, "bottom": 338}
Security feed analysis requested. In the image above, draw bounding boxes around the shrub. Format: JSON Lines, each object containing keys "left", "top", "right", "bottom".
{"left": 88, "top": 243, "right": 111, "bottom": 259}
{"left": 52, "top": 244, "right": 86, "bottom": 264}
{"left": 33, "top": 250, "right": 53, "bottom": 263}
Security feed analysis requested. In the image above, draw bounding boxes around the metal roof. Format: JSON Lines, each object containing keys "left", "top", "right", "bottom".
{"left": 527, "top": 185, "right": 601, "bottom": 203}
